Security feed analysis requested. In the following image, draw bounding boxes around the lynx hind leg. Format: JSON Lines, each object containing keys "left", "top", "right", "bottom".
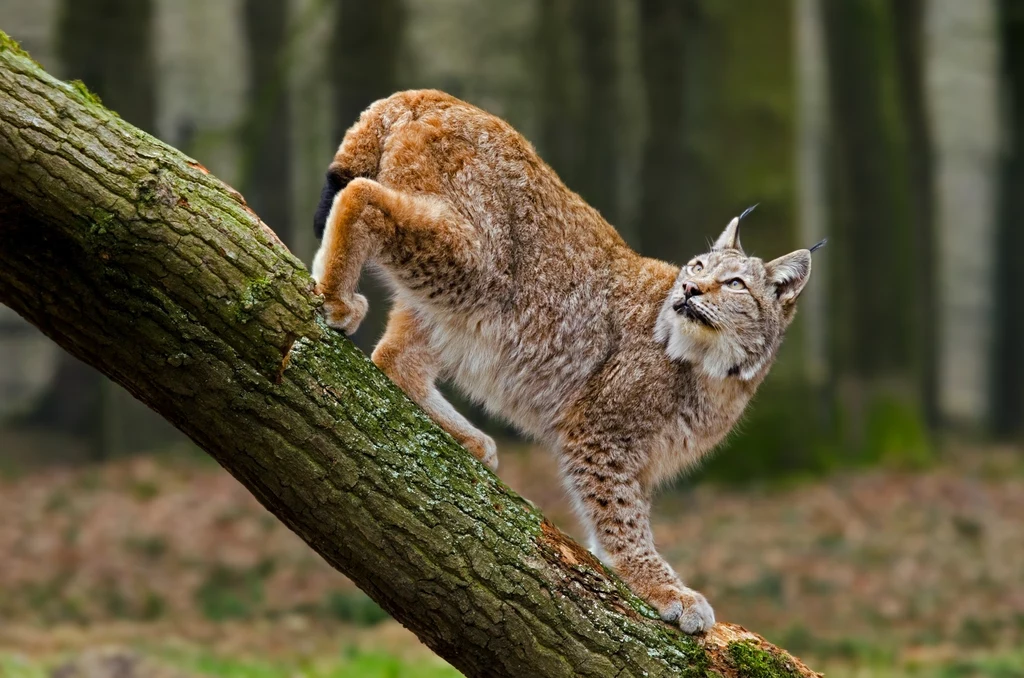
{"left": 311, "top": 179, "right": 377, "bottom": 334}
{"left": 313, "top": 177, "right": 488, "bottom": 335}
{"left": 562, "top": 448, "right": 714, "bottom": 634}
{"left": 372, "top": 305, "right": 498, "bottom": 471}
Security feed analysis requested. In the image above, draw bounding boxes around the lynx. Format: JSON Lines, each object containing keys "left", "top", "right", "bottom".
{"left": 311, "top": 90, "right": 820, "bottom": 634}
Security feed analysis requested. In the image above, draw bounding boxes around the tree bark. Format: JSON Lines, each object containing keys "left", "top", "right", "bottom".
{"left": 0, "top": 38, "right": 817, "bottom": 678}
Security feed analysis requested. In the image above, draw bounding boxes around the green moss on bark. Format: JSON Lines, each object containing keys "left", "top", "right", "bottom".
{"left": 68, "top": 79, "right": 104, "bottom": 106}
{"left": 0, "top": 30, "right": 39, "bottom": 68}
{"left": 89, "top": 209, "right": 116, "bottom": 236}
{"left": 728, "top": 641, "right": 803, "bottom": 678}
{"left": 236, "top": 276, "right": 274, "bottom": 323}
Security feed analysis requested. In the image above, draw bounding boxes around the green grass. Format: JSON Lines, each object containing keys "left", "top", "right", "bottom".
{"left": 0, "top": 654, "right": 45, "bottom": 678}
{"left": 817, "top": 649, "right": 1024, "bottom": 678}
{"left": 173, "top": 649, "right": 462, "bottom": 678}
{"left": 6, "top": 646, "right": 1024, "bottom": 678}
{"left": 0, "top": 649, "right": 462, "bottom": 678}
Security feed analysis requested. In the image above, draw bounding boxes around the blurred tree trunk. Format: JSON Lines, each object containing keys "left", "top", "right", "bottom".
{"left": 636, "top": 0, "right": 796, "bottom": 261}
{"left": 821, "top": 1, "right": 924, "bottom": 460}
{"left": 57, "top": 0, "right": 156, "bottom": 127}
{"left": 637, "top": 0, "right": 692, "bottom": 259}
{"left": 572, "top": 0, "right": 619, "bottom": 225}
{"left": 664, "top": 1, "right": 820, "bottom": 479}
{"left": 242, "top": 0, "right": 293, "bottom": 248}
{"left": 994, "top": 0, "right": 1024, "bottom": 437}
{"left": 0, "top": 42, "right": 817, "bottom": 678}
{"left": 821, "top": 0, "right": 910, "bottom": 376}
{"left": 331, "top": 0, "right": 405, "bottom": 353}
{"left": 17, "top": 358, "right": 100, "bottom": 436}
{"left": 151, "top": 0, "right": 248, "bottom": 187}
{"left": 891, "top": 0, "right": 939, "bottom": 429}
{"left": 794, "top": 0, "right": 831, "bottom": 406}
{"left": 927, "top": 0, "right": 1001, "bottom": 428}
{"left": 332, "top": 0, "right": 405, "bottom": 136}
{"left": 286, "top": 0, "right": 337, "bottom": 266}
{"left": 535, "top": 0, "right": 619, "bottom": 224}
{"left": 536, "top": 0, "right": 581, "bottom": 188}
{"left": 21, "top": 0, "right": 159, "bottom": 458}
{"left": 679, "top": 1, "right": 796, "bottom": 263}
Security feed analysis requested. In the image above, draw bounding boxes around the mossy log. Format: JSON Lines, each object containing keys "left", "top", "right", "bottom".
{"left": 0, "top": 36, "right": 818, "bottom": 678}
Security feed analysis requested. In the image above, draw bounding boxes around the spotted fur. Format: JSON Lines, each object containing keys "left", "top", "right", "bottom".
{"left": 311, "top": 90, "right": 815, "bottom": 634}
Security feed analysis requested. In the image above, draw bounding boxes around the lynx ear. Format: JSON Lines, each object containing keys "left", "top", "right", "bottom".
{"left": 765, "top": 249, "right": 812, "bottom": 304}
{"left": 712, "top": 217, "right": 742, "bottom": 252}
{"left": 712, "top": 205, "right": 756, "bottom": 252}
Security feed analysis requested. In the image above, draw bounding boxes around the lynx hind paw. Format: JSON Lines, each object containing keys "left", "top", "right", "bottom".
{"left": 460, "top": 433, "right": 499, "bottom": 472}
{"left": 651, "top": 586, "right": 715, "bottom": 635}
{"left": 322, "top": 293, "right": 369, "bottom": 335}
{"left": 311, "top": 247, "right": 327, "bottom": 283}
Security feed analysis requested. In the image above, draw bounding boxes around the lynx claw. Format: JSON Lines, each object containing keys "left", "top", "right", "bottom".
{"left": 653, "top": 586, "right": 715, "bottom": 635}
{"left": 323, "top": 293, "right": 368, "bottom": 335}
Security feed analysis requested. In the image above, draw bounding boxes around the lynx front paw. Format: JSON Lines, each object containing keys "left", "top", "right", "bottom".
{"left": 458, "top": 432, "right": 499, "bottom": 472}
{"left": 322, "top": 293, "right": 368, "bottom": 335}
{"left": 648, "top": 585, "right": 715, "bottom": 635}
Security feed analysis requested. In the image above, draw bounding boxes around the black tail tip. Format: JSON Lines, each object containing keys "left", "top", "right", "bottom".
{"left": 313, "top": 168, "right": 350, "bottom": 240}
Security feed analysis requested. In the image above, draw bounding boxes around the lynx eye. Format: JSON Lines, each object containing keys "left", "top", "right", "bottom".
{"left": 726, "top": 278, "right": 746, "bottom": 290}
{"left": 690, "top": 262, "right": 704, "bottom": 274}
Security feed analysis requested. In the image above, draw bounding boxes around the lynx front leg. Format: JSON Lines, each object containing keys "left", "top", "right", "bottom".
{"left": 372, "top": 304, "right": 498, "bottom": 471}
{"left": 562, "top": 449, "right": 715, "bottom": 634}
{"left": 312, "top": 177, "right": 484, "bottom": 334}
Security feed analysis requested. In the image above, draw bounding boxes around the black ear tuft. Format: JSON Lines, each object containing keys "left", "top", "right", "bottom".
{"left": 313, "top": 168, "right": 350, "bottom": 240}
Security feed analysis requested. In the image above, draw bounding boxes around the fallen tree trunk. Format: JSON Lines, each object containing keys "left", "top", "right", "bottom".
{"left": 0, "top": 35, "right": 818, "bottom": 677}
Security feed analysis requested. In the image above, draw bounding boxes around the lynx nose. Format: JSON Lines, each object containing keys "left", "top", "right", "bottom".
{"left": 673, "top": 282, "right": 703, "bottom": 314}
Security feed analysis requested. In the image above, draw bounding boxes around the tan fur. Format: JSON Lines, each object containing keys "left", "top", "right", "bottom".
{"left": 311, "top": 90, "right": 815, "bottom": 634}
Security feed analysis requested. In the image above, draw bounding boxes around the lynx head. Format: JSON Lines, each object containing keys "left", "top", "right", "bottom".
{"left": 655, "top": 208, "right": 821, "bottom": 381}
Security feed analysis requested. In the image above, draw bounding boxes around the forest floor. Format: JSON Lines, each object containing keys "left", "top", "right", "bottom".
{"left": 0, "top": 438, "right": 1022, "bottom": 677}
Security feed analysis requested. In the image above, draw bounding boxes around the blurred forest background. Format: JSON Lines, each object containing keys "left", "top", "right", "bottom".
{"left": 0, "top": 1, "right": 1023, "bottom": 677}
